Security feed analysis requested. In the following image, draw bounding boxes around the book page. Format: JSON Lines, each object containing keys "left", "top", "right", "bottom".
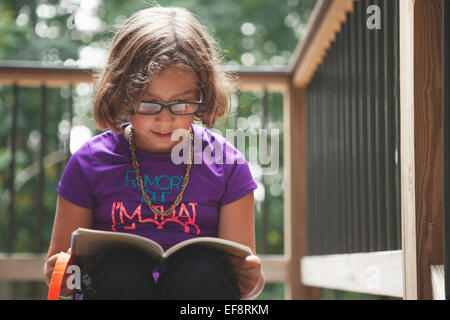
{"left": 163, "top": 237, "right": 253, "bottom": 259}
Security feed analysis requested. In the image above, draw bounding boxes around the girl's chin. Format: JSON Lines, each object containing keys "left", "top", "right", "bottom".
{"left": 133, "top": 130, "right": 185, "bottom": 152}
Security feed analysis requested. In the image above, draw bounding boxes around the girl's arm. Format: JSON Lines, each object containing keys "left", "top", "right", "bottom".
{"left": 44, "top": 195, "right": 93, "bottom": 294}
{"left": 218, "top": 191, "right": 265, "bottom": 299}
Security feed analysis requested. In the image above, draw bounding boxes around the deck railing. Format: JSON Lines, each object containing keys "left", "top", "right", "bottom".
{"left": 290, "top": 0, "right": 448, "bottom": 300}
{"left": 306, "top": 0, "right": 401, "bottom": 257}
{"left": 0, "top": 62, "right": 293, "bottom": 299}
{"left": 293, "top": 0, "right": 403, "bottom": 298}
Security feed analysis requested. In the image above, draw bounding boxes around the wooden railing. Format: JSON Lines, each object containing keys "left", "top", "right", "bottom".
{"left": 0, "top": 62, "right": 294, "bottom": 298}
{"left": 288, "top": 0, "right": 448, "bottom": 300}
{"left": 306, "top": 0, "right": 401, "bottom": 257}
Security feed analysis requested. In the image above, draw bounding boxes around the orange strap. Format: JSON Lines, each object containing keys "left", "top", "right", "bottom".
{"left": 47, "top": 251, "right": 71, "bottom": 300}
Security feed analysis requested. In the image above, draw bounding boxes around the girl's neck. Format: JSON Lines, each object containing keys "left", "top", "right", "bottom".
{"left": 122, "top": 124, "right": 172, "bottom": 154}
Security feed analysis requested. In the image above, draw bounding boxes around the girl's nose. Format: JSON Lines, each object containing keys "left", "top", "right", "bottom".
{"left": 155, "top": 107, "right": 175, "bottom": 122}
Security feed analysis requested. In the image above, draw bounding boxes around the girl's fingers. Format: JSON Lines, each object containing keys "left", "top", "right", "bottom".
{"left": 45, "top": 251, "right": 72, "bottom": 285}
{"left": 225, "top": 254, "right": 260, "bottom": 265}
{"left": 222, "top": 254, "right": 263, "bottom": 296}
{"left": 245, "top": 255, "right": 261, "bottom": 264}
{"left": 45, "top": 254, "right": 60, "bottom": 280}
{"left": 228, "top": 259, "right": 261, "bottom": 272}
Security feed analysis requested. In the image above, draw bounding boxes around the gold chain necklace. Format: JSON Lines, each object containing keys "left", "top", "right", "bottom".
{"left": 129, "top": 126, "right": 193, "bottom": 217}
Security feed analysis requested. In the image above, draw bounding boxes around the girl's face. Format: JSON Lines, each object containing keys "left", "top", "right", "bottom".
{"left": 128, "top": 66, "right": 199, "bottom": 153}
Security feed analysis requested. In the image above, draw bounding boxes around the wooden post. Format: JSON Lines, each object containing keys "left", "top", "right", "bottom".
{"left": 284, "top": 84, "right": 320, "bottom": 299}
{"left": 400, "top": 0, "right": 444, "bottom": 300}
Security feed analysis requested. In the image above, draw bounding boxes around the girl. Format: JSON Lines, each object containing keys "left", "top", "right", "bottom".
{"left": 44, "top": 6, "right": 265, "bottom": 300}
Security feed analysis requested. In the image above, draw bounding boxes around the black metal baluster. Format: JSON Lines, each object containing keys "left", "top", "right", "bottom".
{"left": 393, "top": 0, "right": 402, "bottom": 250}
{"left": 7, "top": 85, "right": 19, "bottom": 254}
{"left": 331, "top": 37, "right": 341, "bottom": 254}
{"left": 234, "top": 89, "right": 241, "bottom": 130}
{"left": 366, "top": 0, "right": 378, "bottom": 252}
{"left": 317, "top": 65, "right": 325, "bottom": 254}
{"left": 330, "top": 42, "right": 340, "bottom": 254}
{"left": 343, "top": 18, "right": 354, "bottom": 252}
{"left": 261, "top": 89, "right": 269, "bottom": 254}
{"left": 309, "top": 78, "right": 318, "bottom": 255}
{"left": 375, "top": 0, "right": 388, "bottom": 252}
{"left": 384, "top": 0, "right": 397, "bottom": 251}
{"left": 67, "top": 84, "right": 73, "bottom": 159}
{"left": 36, "top": 85, "right": 47, "bottom": 253}
{"left": 336, "top": 29, "right": 347, "bottom": 254}
{"left": 373, "top": 0, "right": 381, "bottom": 252}
{"left": 358, "top": 0, "right": 370, "bottom": 252}
{"left": 323, "top": 54, "right": 334, "bottom": 254}
{"left": 349, "top": 4, "right": 361, "bottom": 254}
{"left": 325, "top": 63, "right": 331, "bottom": 255}
{"left": 306, "top": 78, "right": 312, "bottom": 255}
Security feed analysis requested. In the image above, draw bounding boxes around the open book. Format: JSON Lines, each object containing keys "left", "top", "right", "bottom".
{"left": 70, "top": 228, "right": 253, "bottom": 265}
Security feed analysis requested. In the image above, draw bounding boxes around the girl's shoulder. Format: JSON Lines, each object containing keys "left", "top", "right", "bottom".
{"left": 70, "top": 127, "right": 127, "bottom": 160}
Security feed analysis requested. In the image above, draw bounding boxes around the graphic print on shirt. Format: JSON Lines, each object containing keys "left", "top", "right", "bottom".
{"left": 110, "top": 170, "right": 200, "bottom": 235}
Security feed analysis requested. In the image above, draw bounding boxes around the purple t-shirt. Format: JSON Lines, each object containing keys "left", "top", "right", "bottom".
{"left": 57, "top": 122, "right": 258, "bottom": 252}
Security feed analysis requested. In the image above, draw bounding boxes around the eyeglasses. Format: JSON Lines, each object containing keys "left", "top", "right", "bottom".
{"left": 134, "top": 96, "right": 203, "bottom": 115}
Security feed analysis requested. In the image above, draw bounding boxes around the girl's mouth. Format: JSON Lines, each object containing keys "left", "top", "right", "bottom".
{"left": 151, "top": 130, "right": 173, "bottom": 139}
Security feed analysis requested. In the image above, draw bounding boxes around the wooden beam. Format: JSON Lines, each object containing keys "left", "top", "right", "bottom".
{"left": 234, "top": 70, "right": 290, "bottom": 93}
{"left": 0, "top": 254, "right": 46, "bottom": 281}
{"left": 259, "top": 255, "right": 290, "bottom": 283}
{"left": 400, "top": 0, "right": 444, "bottom": 300}
{"left": 399, "top": 0, "right": 418, "bottom": 301}
{"left": 288, "top": 0, "right": 355, "bottom": 88}
{"left": 0, "top": 254, "right": 288, "bottom": 285}
{"left": 283, "top": 84, "right": 319, "bottom": 299}
{"left": 0, "top": 63, "right": 94, "bottom": 87}
{"left": 301, "top": 251, "right": 403, "bottom": 298}
{"left": 0, "top": 62, "right": 289, "bottom": 92}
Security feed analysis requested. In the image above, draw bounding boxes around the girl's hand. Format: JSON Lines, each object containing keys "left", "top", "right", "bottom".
{"left": 223, "top": 254, "right": 265, "bottom": 299}
{"left": 44, "top": 250, "right": 74, "bottom": 298}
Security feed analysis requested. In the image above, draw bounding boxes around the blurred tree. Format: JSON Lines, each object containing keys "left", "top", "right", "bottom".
{"left": 0, "top": 0, "right": 315, "bottom": 65}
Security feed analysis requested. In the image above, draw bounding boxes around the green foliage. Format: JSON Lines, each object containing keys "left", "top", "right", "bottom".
{"left": 256, "top": 283, "right": 285, "bottom": 300}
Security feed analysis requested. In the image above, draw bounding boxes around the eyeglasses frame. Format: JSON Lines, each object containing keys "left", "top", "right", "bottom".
{"left": 132, "top": 96, "right": 203, "bottom": 115}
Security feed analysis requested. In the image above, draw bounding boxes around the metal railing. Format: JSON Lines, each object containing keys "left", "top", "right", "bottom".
{"left": 299, "top": 0, "right": 448, "bottom": 299}
{"left": 306, "top": 0, "right": 401, "bottom": 256}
